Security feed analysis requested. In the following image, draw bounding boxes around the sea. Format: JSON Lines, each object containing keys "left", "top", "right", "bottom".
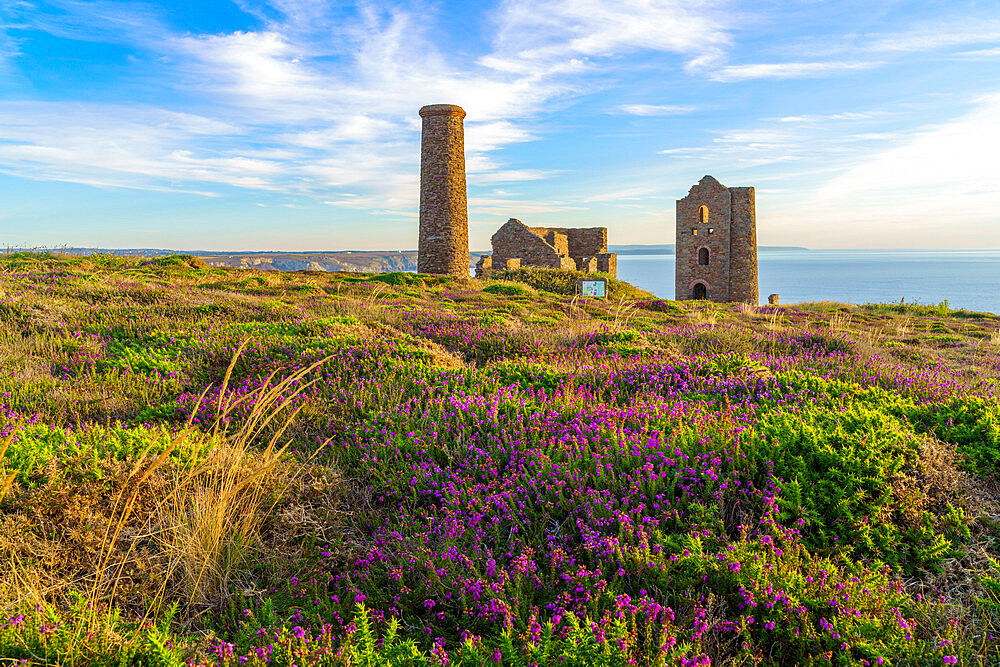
{"left": 616, "top": 249, "right": 1000, "bottom": 315}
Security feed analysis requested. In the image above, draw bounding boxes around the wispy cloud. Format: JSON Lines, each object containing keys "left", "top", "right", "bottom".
{"left": 862, "top": 20, "right": 1000, "bottom": 54}
{"left": 709, "top": 60, "right": 878, "bottom": 82}
{"left": 484, "top": 0, "right": 732, "bottom": 74}
{"left": 811, "top": 93, "right": 1000, "bottom": 228}
{"left": 955, "top": 46, "right": 1000, "bottom": 58}
{"left": 0, "top": 0, "right": 738, "bottom": 204}
{"left": 617, "top": 104, "right": 699, "bottom": 116}
{"left": 777, "top": 112, "right": 885, "bottom": 123}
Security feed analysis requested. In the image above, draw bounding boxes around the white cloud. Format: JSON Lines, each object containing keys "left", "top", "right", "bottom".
{"left": 863, "top": 20, "right": 1000, "bottom": 54}
{"left": 709, "top": 61, "right": 878, "bottom": 82}
{"left": 955, "top": 46, "right": 1000, "bottom": 58}
{"left": 811, "top": 93, "right": 1000, "bottom": 231}
{"left": 0, "top": 102, "right": 267, "bottom": 192}
{"left": 468, "top": 169, "right": 555, "bottom": 184}
{"left": 777, "top": 112, "right": 883, "bottom": 123}
{"left": 617, "top": 104, "right": 698, "bottom": 116}
{"left": 486, "top": 0, "right": 732, "bottom": 73}
{"left": 0, "top": 0, "right": 741, "bottom": 206}
{"left": 468, "top": 197, "right": 586, "bottom": 216}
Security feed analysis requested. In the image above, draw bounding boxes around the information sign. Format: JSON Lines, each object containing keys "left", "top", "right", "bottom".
{"left": 578, "top": 278, "right": 607, "bottom": 298}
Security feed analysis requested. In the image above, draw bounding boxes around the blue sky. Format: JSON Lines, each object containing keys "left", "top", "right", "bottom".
{"left": 1, "top": 0, "right": 999, "bottom": 251}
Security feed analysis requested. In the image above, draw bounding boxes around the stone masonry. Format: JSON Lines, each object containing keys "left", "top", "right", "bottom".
{"left": 417, "top": 104, "right": 469, "bottom": 276}
{"left": 475, "top": 218, "right": 617, "bottom": 279}
{"left": 675, "top": 175, "right": 758, "bottom": 304}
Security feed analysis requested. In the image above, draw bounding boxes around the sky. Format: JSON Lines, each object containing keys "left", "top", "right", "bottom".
{"left": 1, "top": 0, "right": 999, "bottom": 251}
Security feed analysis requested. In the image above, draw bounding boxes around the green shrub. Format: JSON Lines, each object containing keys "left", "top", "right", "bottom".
{"left": 494, "top": 267, "right": 652, "bottom": 300}
{"left": 904, "top": 395, "right": 1000, "bottom": 475}
{"left": 367, "top": 272, "right": 424, "bottom": 287}
{"left": 494, "top": 360, "right": 567, "bottom": 392}
{"left": 1, "top": 423, "right": 204, "bottom": 485}
{"left": 484, "top": 281, "right": 534, "bottom": 298}
{"left": 0, "top": 599, "right": 184, "bottom": 666}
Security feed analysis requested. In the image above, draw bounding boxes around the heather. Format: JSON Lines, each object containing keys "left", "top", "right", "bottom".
{"left": 0, "top": 253, "right": 999, "bottom": 665}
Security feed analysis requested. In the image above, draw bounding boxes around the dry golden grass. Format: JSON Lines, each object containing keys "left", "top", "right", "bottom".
{"left": 156, "top": 342, "right": 329, "bottom": 609}
{"left": 689, "top": 308, "right": 718, "bottom": 329}
{"left": 612, "top": 298, "right": 638, "bottom": 331}
{"left": 0, "top": 432, "right": 15, "bottom": 504}
{"left": 830, "top": 311, "right": 852, "bottom": 332}
{"left": 896, "top": 317, "right": 913, "bottom": 338}
{"left": 160, "top": 441, "right": 281, "bottom": 607}
{"left": 0, "top": 339, "right": 331, "bottom": 645}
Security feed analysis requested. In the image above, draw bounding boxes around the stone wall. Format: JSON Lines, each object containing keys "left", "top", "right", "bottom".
{"left": 674, "top": 175, "right": 757, "bottom": 304}
{"left": 491, "top": 219, "right": 561, "bottom": 269}
{"left": 485, "top": 219, "right": 617, "bottom": 278}
{"left": 564, "top": 228, "right": 607, "bottom": 256}
{"left": 728, "top": 187, "right": 759, "bottom": 304}
{"left": 540, "top": 230, "right": 569, "bottom": 255}
{"left": 474, "top": 254, "right": 492, "bottom": 278}
{"left": 417, "top": 104, "right": 469, "bottom": 277}
{"left": 596, "top": 253, "right": 616, "bottom": 277}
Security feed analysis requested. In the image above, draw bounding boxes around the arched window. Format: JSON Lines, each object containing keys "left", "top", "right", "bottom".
{"left": 698, "top": 247, "right": 709, "bottom": 265}
{"left": 693, "top": 283, "right": 707, "bottom": 300}
{"left": 698, "top": 205, "right": 709, "bottom": 224}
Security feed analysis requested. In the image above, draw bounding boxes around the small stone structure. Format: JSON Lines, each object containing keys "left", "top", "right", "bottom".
{"left": 417, "top": 104, "right": 469, "bottom": 277}
{"left": 475, "top": 218, "right": 617, "bottom": 278}
{"left": 675, "top": 175, "right": 758, "bottom": 304}
{"left": 768, "top": 293, "right": 779, "bottom": 305}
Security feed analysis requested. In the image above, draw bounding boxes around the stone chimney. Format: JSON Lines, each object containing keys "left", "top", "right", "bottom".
{"left": 417, "top": 104, "right": 469, "bottom": 276}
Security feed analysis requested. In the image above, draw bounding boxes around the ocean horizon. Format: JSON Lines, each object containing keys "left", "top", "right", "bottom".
{"left": 617, "top": 249, "right": 1000, "bottom": 315}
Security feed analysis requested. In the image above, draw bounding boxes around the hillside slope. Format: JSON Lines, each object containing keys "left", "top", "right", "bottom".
{"left": 0, "top": 253, "right": 998, "bottom": 666}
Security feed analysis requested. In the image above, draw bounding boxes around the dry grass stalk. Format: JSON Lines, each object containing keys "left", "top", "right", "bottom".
{"left": 896, "top": 317, "right": 912, "bottom": 338}
{"left": 157, "top": 341, "right": 331, "bottom": 609}
{"left": 830, "top": 312, "right": 852, "bottom": 332}
{"left": 737, "top": 302, "right": 756, "bottom": 316}
{"left": 990, "top": 327, "right": 1000, "bottom": 346}
{"left": 858, "top": 328, "right": 886, "bottom": 357}
{"left": 690, "top": 309, "right": 717, "bottom": 329}
{"left": 613, "top": 298, "right": 637, "bottom": 331}
{"left": 0, "top": 431, "right": 15, "bottom": 504}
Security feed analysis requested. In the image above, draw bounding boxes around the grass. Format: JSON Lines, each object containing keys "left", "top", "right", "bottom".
{"left": 0, "top": 252, "right": 998, "bottom": 665}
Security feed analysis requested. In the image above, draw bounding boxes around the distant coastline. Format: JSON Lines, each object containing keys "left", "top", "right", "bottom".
{"left": 5, "top": 244, "right": 809, "bottom": 272}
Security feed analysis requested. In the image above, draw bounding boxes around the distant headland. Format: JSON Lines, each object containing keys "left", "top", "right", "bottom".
{"left": 4, "top": 244, "right": 810, "bottom": 273}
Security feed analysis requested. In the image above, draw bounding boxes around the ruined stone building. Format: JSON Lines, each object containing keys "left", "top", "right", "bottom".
{"left": 675, "top": 175, "right": 758, "bottom": 304}
{"left": 417, "top": 104, "right": 469, "bottom": 277}
{"left": 475, "top": 218, "right": 617, "bottom": 278}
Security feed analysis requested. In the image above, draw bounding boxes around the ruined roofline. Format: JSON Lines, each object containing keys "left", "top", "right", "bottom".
{"left": 679, "top": 175, "right": 754, "bottom": 201}
{"left": 491, "top": 219, "right": 557, "bottom": 253}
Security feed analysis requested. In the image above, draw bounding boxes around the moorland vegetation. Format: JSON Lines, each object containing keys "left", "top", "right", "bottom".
{"left": 0, "top": 253, "right": 999, "bottom": 665}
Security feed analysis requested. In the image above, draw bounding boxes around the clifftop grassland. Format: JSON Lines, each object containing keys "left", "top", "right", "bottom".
{"left": 2, "top": 252, "right": 1000, "bottom": 666}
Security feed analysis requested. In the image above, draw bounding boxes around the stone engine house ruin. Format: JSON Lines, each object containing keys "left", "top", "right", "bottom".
{"left": 475, "top": 218, "right": 617, "bottom": 279}
{"left": 414, "top": 106, "right": 760, "bottom": 294}
{"left": 675, "top": 175, "right": 758, "bottom": 304}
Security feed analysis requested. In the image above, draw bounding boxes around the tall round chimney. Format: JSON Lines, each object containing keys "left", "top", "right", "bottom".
{"left": 417, "top": 104, "right": 469, "bottom": 276}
